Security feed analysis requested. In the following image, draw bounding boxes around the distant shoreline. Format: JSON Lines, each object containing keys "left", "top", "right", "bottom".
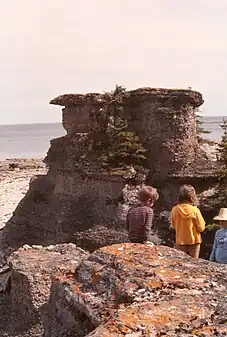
{"left": 0, "top": 115, "right": 226, "bottom": 126}
{"left": 0, "top": 157, "right": 45, "bottom": 173}
{"left": 0, "top": 122, "right": 61, "bottom": 127}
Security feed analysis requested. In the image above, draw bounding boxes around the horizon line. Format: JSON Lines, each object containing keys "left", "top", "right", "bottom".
{"left": 0, "top": 115, "right": 226, "bottom": 127}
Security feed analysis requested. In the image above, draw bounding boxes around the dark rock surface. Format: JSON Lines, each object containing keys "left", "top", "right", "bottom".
{"left": 72, "top": 225, "right": 129, "bottom": 252}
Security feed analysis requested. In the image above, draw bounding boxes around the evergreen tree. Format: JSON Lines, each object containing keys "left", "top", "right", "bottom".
{"left": 195, "top": 109, "right": 211, "bottom": 139}
{"left": 219, "top": 118, "right": 227, "bottom": 180}
{"left": 216, "top": 118, "right": 227, "bottom": 204}
{"left": 99, "top": 116, "right": 148, "bottom": 172}
{"left": 93, "top": 85, "right": 148, "bottom": 173}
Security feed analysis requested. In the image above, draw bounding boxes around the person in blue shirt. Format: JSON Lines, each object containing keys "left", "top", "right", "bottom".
{"left": 210, "top": 208, "right": 227, "bottom": 264}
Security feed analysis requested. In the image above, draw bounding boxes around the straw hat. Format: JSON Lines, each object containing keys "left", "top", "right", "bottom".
{"left": 214, "top": 208, "right": 227, "bottom": 221}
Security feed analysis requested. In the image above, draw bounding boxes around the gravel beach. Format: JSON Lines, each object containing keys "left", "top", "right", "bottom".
{"left": 0, "top": 158, "right": 47, "bottom": 230}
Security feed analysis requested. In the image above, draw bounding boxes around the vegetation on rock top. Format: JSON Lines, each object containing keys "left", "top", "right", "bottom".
{"left": 217, "top": 118, "right": 227, "bottom": 202}
{"left": 195, "top": 108, "right": 211, "bottom": 141}
{"left": 85, "top": 85, "right": 149, "bottom": 176}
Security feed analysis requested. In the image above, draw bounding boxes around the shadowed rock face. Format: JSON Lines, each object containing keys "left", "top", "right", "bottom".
{"left": 43, "top": 243, "right": 227, "bottom": 337}
{"left": 0, "top": 87, "right": 218, "bottom": 255}
{"left": 71, "top": 225, "right": 129, "bottom": 252}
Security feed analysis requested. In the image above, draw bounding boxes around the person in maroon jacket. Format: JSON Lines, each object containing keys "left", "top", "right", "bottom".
{"left": 126, "top": 186, "right": 159, "bottom": 244}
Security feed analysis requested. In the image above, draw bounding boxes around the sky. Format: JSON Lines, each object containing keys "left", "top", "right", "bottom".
{"left": 0, "top": 0, "right": 227, "bottom": 125}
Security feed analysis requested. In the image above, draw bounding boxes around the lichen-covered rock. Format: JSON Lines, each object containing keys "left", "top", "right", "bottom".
{"left": 8, "top": 244, "right": 88, "bottom": 328}
{"left": 43, "top": 244, "right": 227, "bottom": 337}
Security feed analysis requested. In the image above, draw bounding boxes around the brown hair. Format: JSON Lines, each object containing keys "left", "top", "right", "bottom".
{"left": 138, "top": 186, "right": 159, "bottom": 204}
{"left": 178, "top": 184, "right": 197, "bottom": 204}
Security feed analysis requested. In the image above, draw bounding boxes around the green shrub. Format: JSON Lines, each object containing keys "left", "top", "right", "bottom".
{"left": 216, "top": 118, "right": 227, "bottom": 202}
{"left": 196, "top": 109, "right": 211, "bottom": 140}
{"left": 91, "top": 85, "right": 148, "bottom": 174}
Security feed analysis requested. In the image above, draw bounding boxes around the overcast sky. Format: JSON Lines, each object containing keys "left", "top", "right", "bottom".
{"left": 0, "top": 0, "right": 226, "bottom": 125}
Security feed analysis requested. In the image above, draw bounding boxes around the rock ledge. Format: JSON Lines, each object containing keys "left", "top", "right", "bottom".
{"left": 44, "top": 243, "right": 227, "bottom": 336}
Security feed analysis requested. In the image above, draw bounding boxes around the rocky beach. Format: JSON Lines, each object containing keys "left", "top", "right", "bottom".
{"left": 0, "top": 158, "right": 47, "bottom": 230}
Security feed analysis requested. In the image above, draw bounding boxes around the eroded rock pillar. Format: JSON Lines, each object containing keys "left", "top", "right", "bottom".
{"left": 124, "top": 88, "right": 204, "bottom": 180}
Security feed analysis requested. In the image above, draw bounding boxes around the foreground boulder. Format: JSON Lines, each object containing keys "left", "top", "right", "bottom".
{"left": 43, "top": 243, "right": 227, "bottom": 337}
{"left": 6, "top": 244, "right": 88, "bottom": 336}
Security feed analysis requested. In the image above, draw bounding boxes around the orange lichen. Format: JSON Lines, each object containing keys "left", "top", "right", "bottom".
{"left": 71, "top": 282, "right": 82, "bottom": 293}
{"left": 114, "top": 300, "right": 208, "bottom": 332}
{"left": 54, "top": 272, "right": 73, "bottom": 283}
{"left": 91, "top": 269, "right": 101, "bottom": 285}
{"left": 47, "top": 244, "right": 227, "bottom": 336}
{"left": 146, "top": 278, "right": 163, "bottom": 289}
{"left": 192, "top": 326, "right": 214, "bottom": 334}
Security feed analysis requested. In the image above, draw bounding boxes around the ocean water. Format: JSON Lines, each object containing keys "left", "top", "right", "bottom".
{"left": 0, "top": 117, "right": 225, "bottom": 160}
{"left": 0, "top": 123, "right": 65, "bottom": 160}
{"left": 201, "top": 116, "right": 225, "bottom": 141}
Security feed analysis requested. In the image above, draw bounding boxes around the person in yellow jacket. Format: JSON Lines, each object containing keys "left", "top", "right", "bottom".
{"left": 171, "top": 184, "right": 205, "bottom": 258}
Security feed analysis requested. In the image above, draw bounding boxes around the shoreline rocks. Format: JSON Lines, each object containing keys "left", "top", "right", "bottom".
{"left": 0, "top": 157, "right": 46, "bottom": 173}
